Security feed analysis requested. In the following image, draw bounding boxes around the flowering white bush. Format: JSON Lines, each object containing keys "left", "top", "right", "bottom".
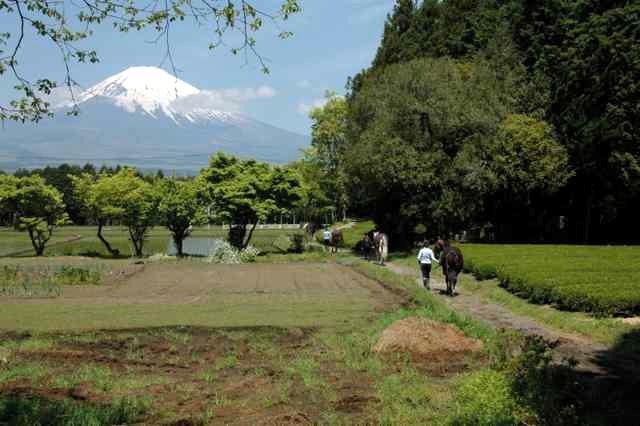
{"left": 205, "top": 241, "right": 241, "bottom": 264}
{"left": 240, "top": 245, "right": 260, "bottom": 263}
{"left": 204, "top": 241, "right": 260, "bottom": 264}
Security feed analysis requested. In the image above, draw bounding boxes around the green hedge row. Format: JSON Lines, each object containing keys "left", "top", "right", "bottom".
{"left": 462, "top": 244, "right": 640, "bottom": 317}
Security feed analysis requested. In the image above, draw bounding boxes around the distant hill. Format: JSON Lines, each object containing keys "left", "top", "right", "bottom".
{"left": 0, "top": 66, "right": 309, "bottom": 172}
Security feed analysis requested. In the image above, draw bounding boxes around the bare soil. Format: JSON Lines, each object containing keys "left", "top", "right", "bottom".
{"left": 2, "top": 262, "right": 399, "bottom": 309}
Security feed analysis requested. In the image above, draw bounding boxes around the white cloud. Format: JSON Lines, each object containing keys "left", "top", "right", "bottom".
{"left": 43, "top": 86, "right": 81, "bottom": 108}
{"left": 172, "top": 85, "right": 277, "bottom": 113}
{"left": 297, "top": 98, "right": 327, "bottom": 115}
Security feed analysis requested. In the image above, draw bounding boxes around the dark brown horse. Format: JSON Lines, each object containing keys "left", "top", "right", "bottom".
{"left": 330, "top": 229, "right": 343, "bottom": 253}
{"left": 435, "top": 239, "right": 464, "bottom": 296}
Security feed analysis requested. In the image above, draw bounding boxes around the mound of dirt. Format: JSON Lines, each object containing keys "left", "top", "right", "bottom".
{"left": 372, "top": 317, "right": 483, "bottom": 362}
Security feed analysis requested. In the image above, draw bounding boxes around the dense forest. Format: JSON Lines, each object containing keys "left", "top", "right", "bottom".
{"left": 328, "top": 0, "right": 639, "bottom": 246}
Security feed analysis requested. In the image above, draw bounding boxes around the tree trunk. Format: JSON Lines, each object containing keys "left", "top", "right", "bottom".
{"left": 97, "top": 221, "right": 119, "bottom": 257}
{"left": 228, "top": 224, "right": 246, "bottom": 249}
{"left": 243, "top": 222, "right": 258, "bottom": 250}
{"left": 129, "top": 227, "right": 145, "bottom": 258}
{"left": 175, "top": 234, "right": 184, "bottom": 257}
{"left": 28, "top": 228, "right": 44, "bottom": 256}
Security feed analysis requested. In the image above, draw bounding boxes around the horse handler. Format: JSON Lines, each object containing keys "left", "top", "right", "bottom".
{"left": 417, "top": 240, "right": 439, "bottom": 290}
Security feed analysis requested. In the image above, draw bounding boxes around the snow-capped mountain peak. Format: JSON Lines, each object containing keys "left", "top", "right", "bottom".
{"left": 2, "top": 65, "right": 310, "bottom": 170}
{"left": 73, "top": 66, "right": 236, "bottom": 123}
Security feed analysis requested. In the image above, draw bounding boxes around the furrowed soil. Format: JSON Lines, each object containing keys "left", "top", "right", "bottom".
{"left": 0, "top": 327, "right": 384, "bottom": 425}
{"left": 0, "top": 262, "right": 403, "bottom": 331}
{"left": 0, "top": 261, "right": 473, "bottom": 425}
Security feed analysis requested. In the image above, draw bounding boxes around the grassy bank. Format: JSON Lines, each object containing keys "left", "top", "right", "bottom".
{"left": 392, "top": 251, "right": 638, "bottom": 346}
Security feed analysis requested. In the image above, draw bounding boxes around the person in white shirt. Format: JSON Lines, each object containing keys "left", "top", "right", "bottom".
{"left": 417, "top": 240, "right": 439, "bottom": 289}
{"left": 322, "top": 228, "right": 332, "bottom": 246}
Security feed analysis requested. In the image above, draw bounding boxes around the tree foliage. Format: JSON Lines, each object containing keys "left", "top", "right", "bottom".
{"left": 199, "top": 152, "right": 302, "bottom": 249}
{"left": 345, "top": 57, "right": 524, "bottom": 244}
{"left": 72, "top": 168, "right": 158, "bottom": 257}
{"left": 157, "top": 179, "right": 205, "bottom": 257}
{"left": 308, "top": 92, "right": 349, "bottom": 221}
{"left": 0, "top": 174, "right": 68, "bottom": 255}
{"left": 0, "top": 0, "right": 301, "bottom": 122}
{"left": 344, "top": 0, "right": 640, "bottom": 244}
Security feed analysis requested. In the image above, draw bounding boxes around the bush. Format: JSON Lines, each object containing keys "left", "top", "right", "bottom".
{"left": 462, "top": 244, "right": 640, "bottom": 316}
{"left": 206, "top": 241, "right": 241, "bottom": 264}
{"left": 240, "top": 245, "right": 260, "bottom": 263}
{"left": 450, "top": 369, "right": 529, "bottom": 425}
{"left": 272, "top": 235, "right": 293, "bottom": 253}
{"left": 205, "top": 241, "right": 260, "bottom": 264}
{"left": 54, "top": 266, "right": 101, "bottom": 286}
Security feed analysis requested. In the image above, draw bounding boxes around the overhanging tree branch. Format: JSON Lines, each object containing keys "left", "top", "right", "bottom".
{"left": 0, "top": 0, "right": 301, "bottom": 122}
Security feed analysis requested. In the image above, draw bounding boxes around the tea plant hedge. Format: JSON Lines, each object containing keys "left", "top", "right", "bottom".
{"left": 462, "top": 245, "right": 640, "bottom": 316}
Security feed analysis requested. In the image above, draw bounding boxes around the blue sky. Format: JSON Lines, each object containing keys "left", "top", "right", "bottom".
{"left": 0, "top": 1, "right": 394, "bottom": 135}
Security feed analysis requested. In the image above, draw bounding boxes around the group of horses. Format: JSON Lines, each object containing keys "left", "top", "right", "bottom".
{"left": 358, "top": 233, "right": 463, "bottom": 296}
{"left": 319, "top": 225, "right": 463, "bottom": 296}
{"left": 358, "top": 231, "right": 389, "bottom": 265}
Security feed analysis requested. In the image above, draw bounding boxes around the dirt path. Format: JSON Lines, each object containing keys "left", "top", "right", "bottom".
{"left": 385, "top": 261, "right": 615, "bottom": 375}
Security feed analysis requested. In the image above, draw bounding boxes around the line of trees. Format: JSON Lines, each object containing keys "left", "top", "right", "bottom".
{"left": 0, "top": 152, "right": 337, "bottom": 257}
{"left": 316, "top": 0, "right": 639, "bottom": 246}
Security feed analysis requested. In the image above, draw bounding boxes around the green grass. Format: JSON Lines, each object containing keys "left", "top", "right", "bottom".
{"left": 0, "top": 296, "right": 376, "bottom": 331}
{"left": 392, "top": 251, "right": 638, "bottom": 345}
{"left": 350, "top": 260, "right": 494, "bottom": 341}
{"left": 340, "top": 219, "right": 376, "bottom": 249}
{"left": 0, "top": 255, "right": 624, "bottom": 424}
{"left": 0, "top": 226, "right": 301, "bottom": 258}
{"left": 0, "top": 395, "right": 151, "bottom": 426}
{"left": 462, "top": 275, "right": 637, "bottom": 346}
{"left": 460, "top": 244, "right": 640, "bottom": 316}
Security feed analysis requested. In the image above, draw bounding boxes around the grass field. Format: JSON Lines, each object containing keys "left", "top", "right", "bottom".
{"left": 0, "top": 256, "right": 636, "bottom": 424}
{"left": 0, "top": 226, "right": 302, "bottom": 258}
{"left": 459, "top": 244, "right": 640, "bottom": 316}
{"left": 0, "top": 261, "right": 399, "bottom": 331}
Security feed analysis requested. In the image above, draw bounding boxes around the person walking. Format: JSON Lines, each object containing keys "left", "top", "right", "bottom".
{"left": 417, "top": 240, "right": 439, "bottom": 289}
{"left": 322, "top": 227, "right": 332, "bottom": 247}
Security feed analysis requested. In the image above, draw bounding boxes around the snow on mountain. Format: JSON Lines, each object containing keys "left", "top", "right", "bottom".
{"left": 0, "top": 66, "right": 309, "bottom": 171}
{"left": 68, "top": 66, "right": 239, "bottom": 124}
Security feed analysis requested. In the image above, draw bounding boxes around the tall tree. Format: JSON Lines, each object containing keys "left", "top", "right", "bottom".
{"left": 199, "top": 152, "right": 302, "bottom": 249}
{"left": 72, "top": 168, "right": 158, "bottom": 257}
{"left": 308, "top": 92, "right": 349, "bottom": 220}
{"left": 372, "top": 0, "right": 418, "bottom": 68}
{"left": 0, "top": 175, "right": 68, "bottom": 255}
{"left": 157, "top": 179, "right": 205, "bottom": 257}
{"left": 344, "top": 58, "right": 517, "bottom": 245}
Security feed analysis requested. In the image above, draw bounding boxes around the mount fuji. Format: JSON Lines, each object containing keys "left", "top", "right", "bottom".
{"left": 0, "top": 66, "right": 309, "bottom": 172}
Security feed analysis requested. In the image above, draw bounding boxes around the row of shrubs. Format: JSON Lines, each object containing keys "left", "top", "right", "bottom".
{"left": 463, "top": 244, "right": 640, "bottom": 317}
